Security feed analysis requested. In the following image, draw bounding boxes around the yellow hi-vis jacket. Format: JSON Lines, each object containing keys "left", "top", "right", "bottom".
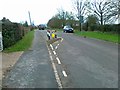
{"left": 52, "top": 33, "right": 55, "bottom": 38}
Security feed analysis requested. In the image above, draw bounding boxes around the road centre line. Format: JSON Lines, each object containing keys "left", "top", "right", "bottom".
{"left": 56, "top": 57, "right": 61, "bottom": 64}
{"left": 50, "top": 51, "right": 63, "bottom": 89}
{"left": 55, "top": 41, "right": 59, "bottom": 44}
{"left": 47, "top": 45, "right": 62, "bottom": 88}
{"left": 55, "top": 46, "right": 58, "bottom": 50}
{"left": 49, "top": 52, "right": 52, "bottom": 55}
{"left": 50, "top": 55, "right": 53, "bottom": 60}
{"left": 55, "top": 44, "right": 60, "bottom": 50}
{"left": 52, "top": 60, "right": 62, "bottom": 88}
{"left": 48, "top": 50, "right": 51, "bottom": 55}
{"left": 57, "top": 44, "right": 60, "bottom": 47}
{"left": 61, "top": 38, "right": 63, "bottom": 42}
{"left": 62, "top": 70, "right": 67, "bottom": 77}
{"left": 53, "top": 51, "right": 57, "bottom": 55}
{"left": 50, "top": 44, "right": 54, "bottom": 50}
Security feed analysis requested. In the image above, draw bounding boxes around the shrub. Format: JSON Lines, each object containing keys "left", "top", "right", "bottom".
{"left": 2, "top": 18, "right": 30, "bottom": 49}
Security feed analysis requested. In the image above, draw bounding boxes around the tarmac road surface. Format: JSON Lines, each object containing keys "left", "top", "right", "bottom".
{"left": 2, "top": 30, "right": 58, "bottom": 88}
{"left": 50, "top": 31, "right": 118, "bottom": 88}
{"left": 2, "top": 30, "right": 118, "bottom": 89}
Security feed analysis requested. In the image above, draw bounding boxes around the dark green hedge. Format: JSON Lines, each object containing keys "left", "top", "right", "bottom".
{"left": 82, "top": 23, "right": 120, "bottom": 33}
{"left": 100, "top": 24, "right": 120, "bottom": 33}
{"left": 2, "top": 22, "right": 25, "bottom": 49}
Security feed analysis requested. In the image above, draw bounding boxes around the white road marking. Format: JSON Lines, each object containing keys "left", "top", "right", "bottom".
{"left": 55, "top": 41, "right": 59, "bottom": 44}
{"left": 49, "top": 52, "right": 52, "bottom": 55}
{"left": 50, "top": 55, "right": 53, "bottom": 60}
{"left": 46, "top": 45, "right": 62, "bottom": 88}
{"left": 56, "top": 57, "right": 61, "bottom": 64}
{"left": 53, "top": 51, "right": 56, "bottom": 55}
{"left": 52, "top": 60, "right": 62, "bottom": 88}
{"left": 48, "top": 50, "right": 51, "bottom": 55}
{"left": 55, "top": 46, "right": 58, "bottom": 50}
{"left": 61, "top": 38, "right": 63, "bottom": 42}
{"left": 62, "top": 70, "right": 67, "bottom": 77}
{"left": 55, "top": 44, "right": 60, "bottom": 49}
{"left": 50, "top": 44, "right": 54, "bottom": 50}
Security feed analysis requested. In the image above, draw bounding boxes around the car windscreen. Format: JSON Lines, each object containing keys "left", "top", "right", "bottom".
{"left": 65, "top": 26, "right": 71, "bottom": 28}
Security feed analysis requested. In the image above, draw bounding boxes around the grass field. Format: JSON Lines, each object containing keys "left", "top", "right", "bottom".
{"left": 4, "top": 30, "right": 34, "bottom": 52}
{"left": 54, "top": 28, "right": 119, "bottom": 43}
{"left": 74, "top": 30, "right": 119, "bottom": 43}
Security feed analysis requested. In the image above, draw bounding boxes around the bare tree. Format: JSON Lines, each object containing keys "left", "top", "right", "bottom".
{"left": 47, "top": 9, "right": 76, "bottom": 28}
{"left": 55, "top": 8, "right": 75, "bottom": 27}
{"left": 72, "top": 0, "right": 88, "bottom": 31}
{"left": 110, "top": 0, "right": 120, "bottom": 24}
{"left": 56, "top": 8, "right": 75, "bottom": 20}
{"left": 87, "top": 0, "right": 119, "bottom": 25}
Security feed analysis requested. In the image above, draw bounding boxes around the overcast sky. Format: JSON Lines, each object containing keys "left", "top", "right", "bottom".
{"left": 0, "top": 0, "right": 74, "bottom": 25}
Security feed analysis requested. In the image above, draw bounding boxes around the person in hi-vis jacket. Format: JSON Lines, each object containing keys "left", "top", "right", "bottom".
{"left": 51, "top": 30, "right": 57, "bottom": 39}
{"left": 47, "top": 30, "right": 51, "bottom": 40}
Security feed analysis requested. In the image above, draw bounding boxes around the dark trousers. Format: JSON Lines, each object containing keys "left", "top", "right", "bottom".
{"left": 47, "top": 35, "right": 50, "bottom": 40}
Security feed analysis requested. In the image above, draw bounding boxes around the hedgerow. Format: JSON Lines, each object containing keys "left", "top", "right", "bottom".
{"left": 2, "top": 18, "right": 30, "bottom": 49}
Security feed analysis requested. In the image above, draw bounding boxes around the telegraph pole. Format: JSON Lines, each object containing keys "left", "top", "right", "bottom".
{"left": 28, "top": 11, "right": 32, "bottom": 25}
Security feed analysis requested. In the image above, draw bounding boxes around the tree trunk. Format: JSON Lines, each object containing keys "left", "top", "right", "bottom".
{"left": 79, "top": 22, "right": 81, "bottom": 31}
{"left": 100, "top": 12, "right": 103, "bottom": 25}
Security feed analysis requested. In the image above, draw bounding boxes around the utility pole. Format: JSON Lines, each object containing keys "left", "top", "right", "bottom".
{"left": 28, "top": 11, "right": 32, "bottom": 25}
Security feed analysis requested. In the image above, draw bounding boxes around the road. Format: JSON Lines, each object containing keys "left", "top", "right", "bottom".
{"left": 47, "top": 31, "right": 118, "bottom": 88}
{"left": 3, "top": 30, "right": 58, "bottom": 88}
{"left": 3, "top": 30, "right": 118, "bottom": 88}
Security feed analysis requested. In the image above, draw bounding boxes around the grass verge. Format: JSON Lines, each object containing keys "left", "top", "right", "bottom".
{"left": 74, "top": 30, "right": 119, "bottom": 43}
{"left": 4, "top": 30, "right": 34, "bottom": 52}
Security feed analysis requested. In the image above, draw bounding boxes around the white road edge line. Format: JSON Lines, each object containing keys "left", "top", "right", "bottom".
{"left": 56, "top": 57, "right": 61, "bottom": 64}
{"left": 62, "top": 70, "right": 67, "bottom": 77}
{"left": 46, "top": 45, "right": 62, "bottom": 88}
